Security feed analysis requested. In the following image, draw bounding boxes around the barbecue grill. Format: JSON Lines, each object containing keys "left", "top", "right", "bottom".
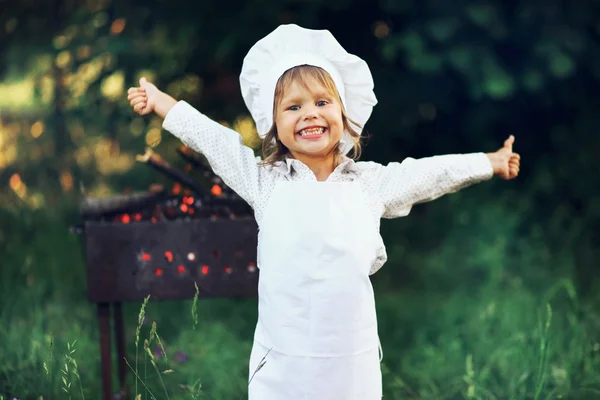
{"left": 76, "top": 146, "right": 258, "bottom": 400}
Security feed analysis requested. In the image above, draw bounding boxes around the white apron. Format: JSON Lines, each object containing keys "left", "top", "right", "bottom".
{"left": 249, "top": 180, "right": 383, "bottom": 399}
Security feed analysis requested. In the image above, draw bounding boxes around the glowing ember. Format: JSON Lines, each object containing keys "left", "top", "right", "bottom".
{"left": 211, "top": 184, "right": 222, "bottom": 196}
{"left": 177, "top": 265, "right": 186, "bottom": 274}
{"left": 155, "top": 267, "right": 163, "bottom": 277}
{"left": 164, "top": 251, "right": 173, "bottom": 262}
{"left": 201, "top": 265, "right": 209, "bottom": 275}
{"left": 172, "top": 183, "right": 181, "bottom": 195}
{"left": 141, "top": 253, "right": 151, "bottom": 261}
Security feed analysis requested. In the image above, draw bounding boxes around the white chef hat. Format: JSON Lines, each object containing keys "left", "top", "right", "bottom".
{"left": 239, "top": 24, "right": 378, "bottom": 155}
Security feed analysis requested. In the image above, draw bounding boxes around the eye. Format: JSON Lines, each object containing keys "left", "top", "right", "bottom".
{"left": 316, "top": 100, "right": 328, "bottom": 107}
{"left": 287, "top": 105, "right": 300, "bottom": 111}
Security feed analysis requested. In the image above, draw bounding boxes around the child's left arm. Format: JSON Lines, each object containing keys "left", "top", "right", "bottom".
{"left": 485, "top": 135, "right": 521, "bottom": 180}
{"left": 376, "top": 135, "right": 521, "bottom": 218}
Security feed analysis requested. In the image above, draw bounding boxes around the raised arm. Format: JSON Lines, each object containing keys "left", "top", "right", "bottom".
{"left": 375, "top": 136, "right": 520, "bottom": 218}
{"left": 127, "top": 78, "right": 262, "bottom": 208}
{"left": 376, "top": 153, "right": 494, "bottom": 218}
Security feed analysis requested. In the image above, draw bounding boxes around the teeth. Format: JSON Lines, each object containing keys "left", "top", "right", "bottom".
{"left": 299, "top": 128, "right": 325, "bottom": 136}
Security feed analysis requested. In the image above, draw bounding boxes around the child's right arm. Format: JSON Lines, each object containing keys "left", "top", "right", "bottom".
{"left": 127, "top": 78, "right": 262, "bottom": 208}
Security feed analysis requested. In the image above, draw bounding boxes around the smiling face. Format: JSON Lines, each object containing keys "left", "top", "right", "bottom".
{"left": 273, "top": 67, "right": 345, "bottom": 161}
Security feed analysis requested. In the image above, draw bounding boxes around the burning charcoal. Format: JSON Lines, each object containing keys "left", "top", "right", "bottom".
{"left": 178, "top": 145, "right": 241, "bottom": 198}
{"left": 137, "top": 148, "right": 208, "bottom": 198}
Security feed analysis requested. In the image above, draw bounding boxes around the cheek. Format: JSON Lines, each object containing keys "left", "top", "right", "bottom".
{"left": 327, "top": 110, "right": 344, "bottom": 131}
{"left": 276, "top": 114, "right": 296, "bottom": 133}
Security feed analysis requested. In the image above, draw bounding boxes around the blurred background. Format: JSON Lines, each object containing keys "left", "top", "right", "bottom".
{"left": 1, "top": 0, "right": 600, "bottom": 398}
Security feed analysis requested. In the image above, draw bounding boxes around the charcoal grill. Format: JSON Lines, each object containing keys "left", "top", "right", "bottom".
{"left": 77, "top": 146, "right": 258, "bottom": 400}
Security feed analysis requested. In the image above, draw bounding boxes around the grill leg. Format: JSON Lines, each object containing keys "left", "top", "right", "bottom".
{"left": 113, "top": 302, "right": 129, "bottom": 397}
{"left": 98, "top": 302, "right": 113, "bottom": 400}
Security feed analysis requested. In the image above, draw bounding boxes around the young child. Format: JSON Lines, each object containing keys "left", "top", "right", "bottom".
{"left": 127, "top": 24, "right": 520, "bottom": 400}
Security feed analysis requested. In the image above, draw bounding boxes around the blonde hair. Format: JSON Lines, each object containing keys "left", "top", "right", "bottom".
{"left": 260, "top": 65, "right": 363, "bottom": 166}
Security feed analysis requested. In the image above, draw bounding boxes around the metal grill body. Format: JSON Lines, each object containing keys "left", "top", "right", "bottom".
{"left": 84, "top": 217, "right": 258, "bottom": 400}
{"left": 85, "top": 218, "right": 258, "bottom": 302}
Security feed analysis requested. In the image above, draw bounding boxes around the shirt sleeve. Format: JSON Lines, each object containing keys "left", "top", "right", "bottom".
{"left": 162, "top": 101, "right": 262, "bottom": 208}
{"left": 376, "top": 153, "right": 494, "bottom": 218}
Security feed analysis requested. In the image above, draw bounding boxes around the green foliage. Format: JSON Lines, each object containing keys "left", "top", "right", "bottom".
{"left": 1, "top": 0, "right": 599, "bottom": 398}
{"left": 377, "top": 0, "right": 589, "bottom": 101}
{"left": 378, "top": 287, "right": 600, "bottom": 399}
{"left": 2, "top": 196, "right": 600, "bottom": 399}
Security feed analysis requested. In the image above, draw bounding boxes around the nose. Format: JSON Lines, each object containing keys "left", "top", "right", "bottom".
{"left": 302, "top": 105, "right": 318, "bottom": 120}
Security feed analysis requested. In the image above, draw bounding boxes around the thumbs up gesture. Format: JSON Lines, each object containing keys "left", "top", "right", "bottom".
{"left": 127, "top": 77, "right": 177, "bottom": 119}
{"left": 487, "top": 135, "right": 521, "bottom": 180}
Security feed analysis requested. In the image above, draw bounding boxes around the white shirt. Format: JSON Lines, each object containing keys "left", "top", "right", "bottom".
{"left": 163, "top": 101, "right": 494, "bottom": 274}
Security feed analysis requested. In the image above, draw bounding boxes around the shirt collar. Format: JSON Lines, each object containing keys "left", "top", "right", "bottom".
{"left": 271, "top": 154, "right": 358, "bottom": 176}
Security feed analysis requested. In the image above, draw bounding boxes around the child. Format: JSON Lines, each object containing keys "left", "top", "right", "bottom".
{"left": 127, "top": 24, "right": 520, "bottom": 400}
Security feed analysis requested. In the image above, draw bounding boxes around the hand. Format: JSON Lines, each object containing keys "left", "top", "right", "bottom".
{"left": 487, "top": 135, "right": 521, "bottom": 180}
{"left": 127, "top": 77, "right": 177, "bottom": 119}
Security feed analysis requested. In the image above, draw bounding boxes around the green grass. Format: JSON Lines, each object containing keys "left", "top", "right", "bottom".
{"left": 376, "top": 284, "right": 600, "bottom": 399}
{"left": 1, "top": 205, "right": 600, "bottom": 399}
